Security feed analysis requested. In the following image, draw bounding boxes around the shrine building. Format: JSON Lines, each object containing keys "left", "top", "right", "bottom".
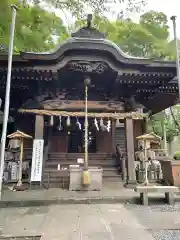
{"left": 0, "top": 18, "right": 178, "bottom": 187}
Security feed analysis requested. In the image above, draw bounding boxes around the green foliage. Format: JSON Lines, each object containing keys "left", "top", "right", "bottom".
{"left": 0, "top": 0, "right": 177, "bottom": 59}
{"left": 42, "top": 0, "right": 147, "bottom": 17}
{"left": 174, "top": 151, "right": 180, "bottom": 160}
{"left": 0, "top": 0, "right": 68, "bottom": 53}
{"left": 73, "top": 11, "right": 176, "bottom": 60}
{"left": 150, "top": 106, "right": 180, "bottom": 143}
{"left": 140, "top": 11, "right": 169, "bottom": 40}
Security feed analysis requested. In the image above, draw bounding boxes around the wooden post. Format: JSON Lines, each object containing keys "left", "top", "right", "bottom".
{"left": 35, "top": 115, "right": 44, "bottom": 139}
{"left": 17, "top": 138, "right": 23, "bottom": 186}
{"left": 125, "top": 117, "right": 136, "bottom": 186}
{"left": 111, "top": 120, "right": 116, "bottom": 153}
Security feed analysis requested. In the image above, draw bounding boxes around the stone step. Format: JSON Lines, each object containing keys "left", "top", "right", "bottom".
{"left": 42, "top": 175, "right": 122, "bottom": 184}
{"left": 44, "top": 166, "right": 119, "bottom": 173}
{"left": 48, "top": 153, "right": 113, "bottom": 159}
{"left": 49, "top": 152, "right": 112, "bottom": 156}
{"left": 43, "top": 152, "right": 122, "bottom": 186}
{"left": 42, "top": 168, "right": 121, "bottom": 182}
{"left": 48, "top": 156, "right": 113, "bottom": 161}
{"left": 45, "top": 160, "right": 116, "bottom": 168}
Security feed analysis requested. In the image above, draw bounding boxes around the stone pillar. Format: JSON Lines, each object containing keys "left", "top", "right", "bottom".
{"left": 125, "top": 117, "right": 136, "bottom": 186}
{"left": 35, "top": 115, "right": 44, "bottom": 139}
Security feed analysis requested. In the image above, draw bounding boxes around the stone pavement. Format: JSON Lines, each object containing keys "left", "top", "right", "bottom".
{"left": 1, "top": 183, "right": 180, "bottom": 207}
{"left": 1, "top": 203, "right": 180, "bottom": 239}
{"left": 0, "top": 204, "right": 153, "bottom": 239}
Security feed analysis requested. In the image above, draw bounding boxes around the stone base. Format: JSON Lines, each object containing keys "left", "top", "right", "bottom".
{"left": 124, "top": 180, "right": 137, "bottom": 189}
{"left": 69, "top": 167, "right": 103, "bottom": 191}
{"left": 134, "top": 185, "right": 179, "bottom": 205}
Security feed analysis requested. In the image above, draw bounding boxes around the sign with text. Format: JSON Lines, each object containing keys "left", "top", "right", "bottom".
{"left": 31, "top": 139, "right": 44, "bottom": 182}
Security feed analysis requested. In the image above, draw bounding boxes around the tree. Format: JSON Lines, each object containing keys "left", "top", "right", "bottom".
{"left": 0, "top": 0, "right": 68, "bottom": 52}
{"left": 41, "top": 0, "right": 147, "bottom": 18}
{"left": 73, "top": 11, "right": 175, "bottom": 59}
{"left": 140, "top": 11, "right": 169, "bottom": 40}
{"left": 150, "top": 107, "right": 180, "bottom": 144}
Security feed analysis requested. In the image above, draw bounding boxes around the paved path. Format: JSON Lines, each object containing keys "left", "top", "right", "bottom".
{"left": 2, "top": 203, "right": 180, "bottom": 239}
{"left": 2, "top": 184, "right": 180, "bottom": 207}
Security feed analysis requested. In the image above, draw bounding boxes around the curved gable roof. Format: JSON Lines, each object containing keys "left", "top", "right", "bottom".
{"left": 0, "top": 23, "right": 177, "bottom": 69}
{"left": 20, "top": 26, "right": 153, "bottom": 65}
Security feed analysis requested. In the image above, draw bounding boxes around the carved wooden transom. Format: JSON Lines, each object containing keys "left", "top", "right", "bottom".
{"left": 67, "top": 61, "right": 109, "bottom": 73}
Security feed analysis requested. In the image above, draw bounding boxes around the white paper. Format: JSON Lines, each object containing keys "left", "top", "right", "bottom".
{"left": 57, "top": 164, "right": 61, "bottom": 170}
{"left": 77, "top": 158, "right": 84, "bottom": 164}
{"left": 31, "top": 139, "right": 44, "bottom": 182}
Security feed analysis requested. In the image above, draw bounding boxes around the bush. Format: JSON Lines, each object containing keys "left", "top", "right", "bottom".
{"left": 174, "top": 151, "right": 180, "bottom": 160}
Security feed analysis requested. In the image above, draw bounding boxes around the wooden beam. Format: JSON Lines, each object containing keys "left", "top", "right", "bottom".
{"left": 42, "top": 100, "right": 125, "bottom": 111}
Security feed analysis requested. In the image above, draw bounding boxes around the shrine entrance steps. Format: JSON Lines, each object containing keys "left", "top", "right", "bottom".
{"left": 42, "top": 153, "right": 123, "bottom": 188}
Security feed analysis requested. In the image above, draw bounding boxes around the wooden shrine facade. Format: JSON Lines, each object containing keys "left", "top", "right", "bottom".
{"left": 0, "top": 19, "right": 179, "bottom": 185}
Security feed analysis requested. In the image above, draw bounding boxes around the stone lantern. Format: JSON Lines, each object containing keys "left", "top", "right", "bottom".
{"left": 7, "top": 130, "right": 32, "bottom": 188}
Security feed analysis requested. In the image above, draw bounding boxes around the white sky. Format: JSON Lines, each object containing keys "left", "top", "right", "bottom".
{"left": 54, "top": 0, "right": 180, "bottom": 38}
{"left": 104, "top": 0, "right": 180, "bottom": 38}
{"left": 146, "top": 0, "right": 180, "bottom": 38}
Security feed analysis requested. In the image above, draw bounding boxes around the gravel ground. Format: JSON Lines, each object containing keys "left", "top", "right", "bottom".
{"left": 125, "top": 203, "right": 180, "bottom": 239}
{"left": 152, "top": 230, "right": 180, "bottom": 240}
{"left": 125, "top": 202, "right": 180, "bottom": 212}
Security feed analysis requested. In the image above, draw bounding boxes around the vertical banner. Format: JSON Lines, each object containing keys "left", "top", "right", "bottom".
{"left": 31, "top": 139, "right": 44, "bottom": 182}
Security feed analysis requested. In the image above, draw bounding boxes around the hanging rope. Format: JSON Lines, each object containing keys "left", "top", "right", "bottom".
{"left": 19, "top": 109, "right": 147, "bottom": 119}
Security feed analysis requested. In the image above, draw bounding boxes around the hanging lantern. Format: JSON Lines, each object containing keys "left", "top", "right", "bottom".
{"left": 66, "top": 116, "right": 71, "bottom": 126}
{"left": 76, "top": 117, "right": 81, "bottom": 130}
{"left": 50, "top": 116, "right": 54, "bottom": 126}
{"left": 94, "top": 118, "right": 99, "bottom": 131}
{"left": 107, "top": 120, "right": 111, "bottom": 132}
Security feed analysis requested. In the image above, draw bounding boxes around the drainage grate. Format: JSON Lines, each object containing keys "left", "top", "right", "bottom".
{"left": 0, "top": 236, "right": 41, "bottom": 240}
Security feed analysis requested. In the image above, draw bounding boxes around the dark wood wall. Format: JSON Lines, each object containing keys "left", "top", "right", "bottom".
{"left": 49, "top": 132, "right": 68, "bottom": 152}
{"left": 96, "top": 131, "right": 112, "bottom": 153}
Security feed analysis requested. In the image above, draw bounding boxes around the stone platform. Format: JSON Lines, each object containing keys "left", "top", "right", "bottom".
{"left": 1, "top": 183, "right": 180, "bottom": 208}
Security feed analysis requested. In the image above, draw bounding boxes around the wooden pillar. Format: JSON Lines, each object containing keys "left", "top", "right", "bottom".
{"left": 111, "top": 120, "right": 116, "bottom": 153}
{"left": 34, "top": 115, "right": 45, "bottom": 186}
{"left": 125, "top": 117, "right": 136, "bottom": 185}
{"left": 35, "top": 115, "right": 44, "bottom": 139}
